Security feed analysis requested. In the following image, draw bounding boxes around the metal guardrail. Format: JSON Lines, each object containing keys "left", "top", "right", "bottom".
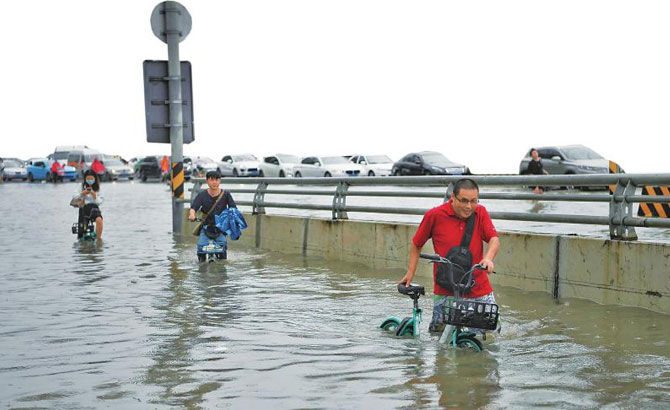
{"left": 182, "top": 173, "right": 670, "bottom": 240}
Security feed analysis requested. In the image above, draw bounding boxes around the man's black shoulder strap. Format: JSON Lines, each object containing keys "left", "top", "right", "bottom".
{"left": 460, "top": 213, "right": 476, "bottom": 248}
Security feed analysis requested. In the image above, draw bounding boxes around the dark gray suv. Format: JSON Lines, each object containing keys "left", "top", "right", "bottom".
{"left": 519, "top": 145, "right": 612, "bottom": 175}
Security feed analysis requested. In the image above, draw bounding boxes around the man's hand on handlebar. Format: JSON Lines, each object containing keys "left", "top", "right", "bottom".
{"left": 188, "top": 210, "right": 196, "bottom": 222}
{"left": 479, "top": 258, "right": 494, "bottom": 274}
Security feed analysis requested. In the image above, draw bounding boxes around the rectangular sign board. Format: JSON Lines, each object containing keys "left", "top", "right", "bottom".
{"left": 143, "top": 60, "right": 194, "bottom": 144}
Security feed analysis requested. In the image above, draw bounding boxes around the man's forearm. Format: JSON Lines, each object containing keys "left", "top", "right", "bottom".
{"left": 484, "top": 237, "right": 500, "bottom": 261}
{"left": 408, "top": 243, "right": 421, "bottom": 274}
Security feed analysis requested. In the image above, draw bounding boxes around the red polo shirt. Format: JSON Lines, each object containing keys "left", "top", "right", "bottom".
{"left": 412, "top": 200, "right": 498, "bottom": 298}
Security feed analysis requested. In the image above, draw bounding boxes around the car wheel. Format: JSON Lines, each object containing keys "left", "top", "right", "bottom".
{"left": 392, "top": 169, "right": 400, "bottom": 176}
{"left": 259, "top": 170, "right": 264, "bottom": 177}
{"left": 295, "top": 171, "right": 302, "bottom": 178}
{"left": 423, "top": 169, "right": 431, "bottom": 175}
{"left": 368, "top": 171, "right": 375, "bottom": 176}
{"left": 324, "top": 172, "right": 331, "bottom": 177}
{"left": 28, "top": 173, "right": 34, "bottom": 182}
{"left": 141, "top": 172, "right": 147, "bottom": 182}
{"left": 279, "top": 170, "right": 285, "bottom": 178}
{"left": 233, "top": 168, "right": 239, "bottom": 177}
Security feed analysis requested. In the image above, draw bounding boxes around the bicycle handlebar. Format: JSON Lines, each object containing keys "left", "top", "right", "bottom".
{"left": 419, "top": 253, "right": 486, "bottom": 273}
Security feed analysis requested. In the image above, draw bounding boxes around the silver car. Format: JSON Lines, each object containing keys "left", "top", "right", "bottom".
{"left": 218, "top": 154, "right": 262, "bottom": 177}
{"left": 1, "top": 158, "right": 27, "bottom": 181}
{"left": 260, "top": 154, "right": 301, "bottom": 177}
{"left": 293, "top": 156, "right": 365, "bottom": 177}
{"left": 348, "top": 154, "right": 394, "bottom": 176}
{"left": 519, "top": 145, "right": 612, "bottom": 175}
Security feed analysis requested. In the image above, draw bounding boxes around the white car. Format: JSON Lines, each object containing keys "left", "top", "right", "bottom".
{"left": 218, "top": 154, "right": 262, "bottom": 177}
{"left": 103, "top": 155, "right": 134, "bottom": 180}
{"left": 191, "top": 156, "right": 219, "bottom": 177}
{"left": 259, "top": 154, "right": 301, "bottom": 177}
{"left": 1, "top": 158, "right": 27, "bottom": 181}
{"left": 349, "top": 154, "right": 394, "bottom": 176}
{"left": 293, "top": 156, "right": 365, "bottom": 178}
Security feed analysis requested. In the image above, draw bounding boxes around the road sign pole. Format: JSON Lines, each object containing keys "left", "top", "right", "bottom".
{"left": 150, "top": 1, "right": 192, "bottom": 234}
{"left": 165, "top": 4, "right": 184, "bottom": 234}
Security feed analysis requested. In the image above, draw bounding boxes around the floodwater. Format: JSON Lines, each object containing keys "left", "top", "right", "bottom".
{"left": 1, "top": 181, "right": 669, "bottom": 409}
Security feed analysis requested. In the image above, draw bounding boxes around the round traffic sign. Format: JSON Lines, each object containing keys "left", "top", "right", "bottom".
{"left": 150, "top": 1, "right": 192, "bottom": 44}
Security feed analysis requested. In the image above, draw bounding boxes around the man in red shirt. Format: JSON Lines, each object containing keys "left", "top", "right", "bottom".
{"left": 398, "top": 178, "right": 500, "bottom": 333}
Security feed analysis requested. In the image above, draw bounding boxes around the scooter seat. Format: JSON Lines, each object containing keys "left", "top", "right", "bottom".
{"left": 397, "top": 284, "right": 425, "bottom": 297}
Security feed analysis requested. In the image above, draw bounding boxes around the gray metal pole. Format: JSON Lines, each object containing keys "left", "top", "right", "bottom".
{"left": 165, "top": 2, "right": 184, "bottom": 234}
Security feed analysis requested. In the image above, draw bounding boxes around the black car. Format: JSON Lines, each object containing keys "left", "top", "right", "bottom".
{"left": 138, "top": 155, "right": 164, "bottom": 181}
{"left": 391, "top": 151, "right": 470, "bottom": 176}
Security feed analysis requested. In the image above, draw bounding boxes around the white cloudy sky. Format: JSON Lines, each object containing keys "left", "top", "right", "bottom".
{"left": 2, "top": 0, "right": 669, "bottom": 174}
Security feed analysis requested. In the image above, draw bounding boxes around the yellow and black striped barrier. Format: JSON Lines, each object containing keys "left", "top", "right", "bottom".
{"left": 171, "top": 161, "right": 184, "bottom": 199}
{"left": 608, "top": 160, "right": 623, "bottom": 195}
{"left": 637, "top": 185, "right": 670, "bottom": 218}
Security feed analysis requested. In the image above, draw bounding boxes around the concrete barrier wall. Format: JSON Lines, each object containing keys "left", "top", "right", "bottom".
{"left": 182, "top": 210, "right": 670, "bottom": 314}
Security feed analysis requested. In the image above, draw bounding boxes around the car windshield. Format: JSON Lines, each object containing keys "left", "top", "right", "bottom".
{"left": 421, "top": 153, "right": 458, "bottom": 167}
{"left": 4, "top": 159, "right": 23, "bottom": 167}
{"left": 233, "top": 154, "right": 257, "bottom": 162}
{"left": 52, "top": 152, "right": 69, "bottom": 160}
{"left": 104, "top": 158, "right": 124, "bottom": 166}
{"left": 366, "top": 155, "right": 392, "bottom": 164}
{"left": 322, "top": 156, "right": 349, "bottom": 165}
{"left": 277, "top": 154, "right": 300, "bottom": 164}
{"left": 561, "top": 147, "right": 604, "bottom": 160}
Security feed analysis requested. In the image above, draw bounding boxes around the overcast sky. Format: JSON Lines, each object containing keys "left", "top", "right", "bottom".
{"left": 2, "top": 1, "right": 669, "bottom": 174}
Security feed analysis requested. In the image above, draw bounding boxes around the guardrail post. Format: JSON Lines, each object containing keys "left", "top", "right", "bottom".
{"left": 332, "top": 181, "right": 350, "bottom": 220}
{"left": 253, "top": 181, "right": 268, "bottom": 215}
{"left": 444, "top": 182, "right": 455, "bottom": 203}
{"left": 609, "top": 179, "right": 638, "bottom": 240}
{"left": 190, "top": 180, "right": 202, "bottom": 202}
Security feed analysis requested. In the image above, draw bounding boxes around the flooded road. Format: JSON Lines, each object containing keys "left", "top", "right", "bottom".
{"left": 1, "top": 182, "right": 669, "bottom": 409}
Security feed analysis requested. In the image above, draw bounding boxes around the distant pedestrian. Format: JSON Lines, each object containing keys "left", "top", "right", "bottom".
{"left": 160, "top": 156, "right": 170, "bottom": 182}
{"left": 50, "top": 161, "right": 63, "bottom": 183}
{"left": 91, "top": 157, "right": 105, "bottom": 175}
{"left": 526, "top": 148, "right": 548, "bottom": 194}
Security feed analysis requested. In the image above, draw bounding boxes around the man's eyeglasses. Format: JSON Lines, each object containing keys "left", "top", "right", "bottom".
{"left": 454, "top": 195, "right": 479, "bottom": 205}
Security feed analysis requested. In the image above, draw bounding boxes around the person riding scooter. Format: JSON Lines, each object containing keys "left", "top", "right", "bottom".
{"left": 72, "top": 170, "right": 104, "bottom": 240}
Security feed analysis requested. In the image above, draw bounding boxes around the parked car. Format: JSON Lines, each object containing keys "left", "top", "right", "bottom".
{"left": 260, "top": 154, "right": 301, "bottom": 177}
{"left": 191, "top": 156, "right": 219, "bottom": 177}
{"left": 2, "top": 158, "right": 27, "bottom": 181}
{"left": 102, "top": 155, "right": 134, "bottom": 181}
{"left": 26, "top": 158, "right": 77, "bottom": 182}
{"left": 128, "top": 157, "right": 143, "bottom": 175}
{"left": 293, "top": 156, "right": 365, "bottom": 177}
{"left": 518, "top": 145, "right": 611, "bottom": 175}
{"left": 137, "top": 155, "right": 164, "bottom": 181}
{"left": 218, "top": 154, "right": 261, "bottom": 177}
{"left": 391, "top": 151, "right": 470, "bottom": 176}
{"left": 349, "top": 154, "right": 394, "bottom": 176}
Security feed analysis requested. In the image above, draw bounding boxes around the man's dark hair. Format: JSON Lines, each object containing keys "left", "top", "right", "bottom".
{"left": 453, "top": 178, "right": 479, "bottom": 196}
{"left": 205, "top": 170, "right": 221, "bottom": 179}
{"left": 530, "top": 148, "right": 538, "bottom": 154}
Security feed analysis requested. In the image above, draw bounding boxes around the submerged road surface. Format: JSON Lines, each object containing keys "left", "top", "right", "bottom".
{"left": 1, "top": 182, "right": 669, "bottom": 408}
